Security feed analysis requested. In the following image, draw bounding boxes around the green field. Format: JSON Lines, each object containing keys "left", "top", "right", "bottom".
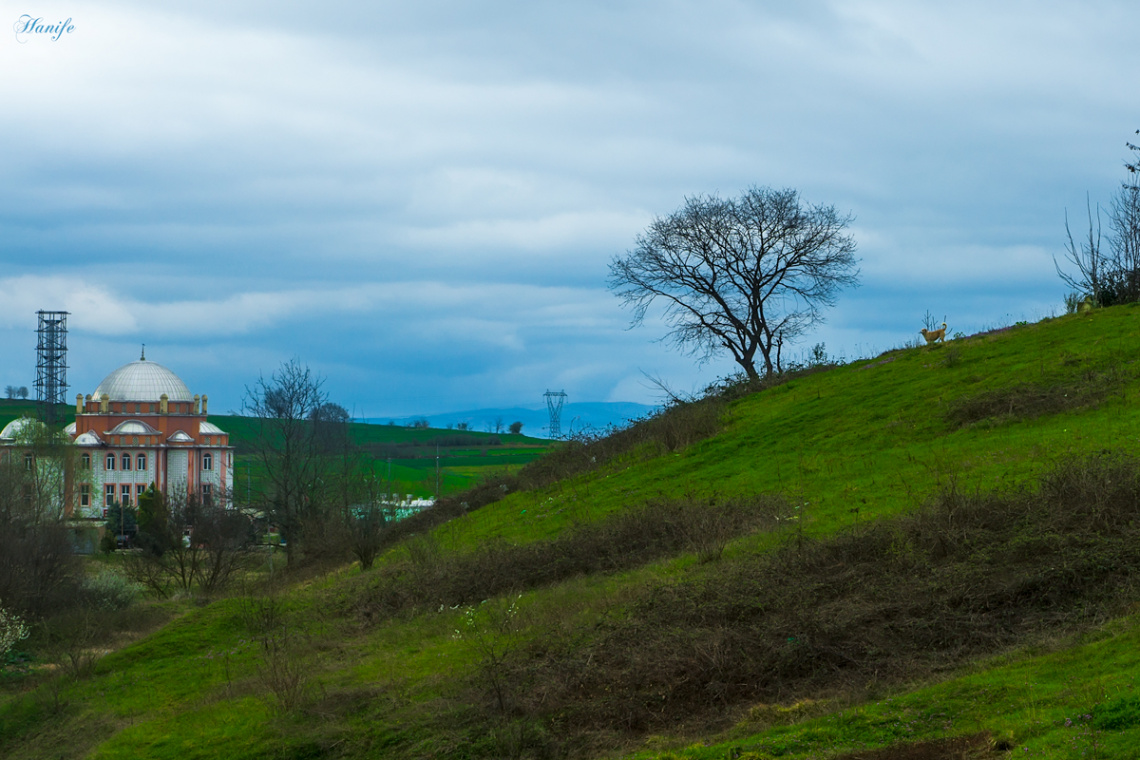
{"left": 0, "top": 404, "right": 548, "bottom": 498}
{"left": 7, "top": 307, "right": 1140, "bottom": 758}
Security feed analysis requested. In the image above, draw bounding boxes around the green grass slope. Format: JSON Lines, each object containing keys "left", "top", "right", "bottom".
{"left": 5, "top": 307, "right": 1140, "bottom": 759}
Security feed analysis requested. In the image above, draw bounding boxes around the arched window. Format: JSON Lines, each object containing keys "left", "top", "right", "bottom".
{"left": 105, "top": 453, "right": 116, "bottom": 470}
{"left": 202, "top": 452, "right": 213, "bottom": 471}
{"left": 137, "top": 453, "right": 147, "bottom": 471}
{"left": 121, "top": 453, "right": 132, "bottom": 471}
{"left": 81, "top": 452, "right": 91, "bottom": 470}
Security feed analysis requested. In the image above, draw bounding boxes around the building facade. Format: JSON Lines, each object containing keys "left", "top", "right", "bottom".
{"left": 65, "top": 355, "right": 233, "bottom": 519}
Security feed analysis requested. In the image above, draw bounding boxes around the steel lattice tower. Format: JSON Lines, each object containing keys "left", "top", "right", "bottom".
{"left": 544, "top": 389, "right": 567, "bottom": 439}
{"left": 35, "top": 310, "right": 69, "bottom": 427}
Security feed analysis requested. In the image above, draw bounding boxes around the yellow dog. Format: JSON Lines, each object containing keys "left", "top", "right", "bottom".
{"left": 920, "top": 322, "right": 948, "bottom": 344}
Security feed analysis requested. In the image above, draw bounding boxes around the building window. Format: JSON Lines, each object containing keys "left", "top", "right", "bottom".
{"left": 121, "top": 484, "right": 132, "bottom": 506}
{"left": 137, "top": 453, "right": 147, "bottom": 471}
{"left": 22, "top": 484, "right": 32, "bottom": 503}
{"left": 24, "top": 453, "right": 33, "bottom": 471}
{"left": 202, "top": 483, "right": 213, "bottom": 505}
{"left": 202, "top": 452, "right": 213, "bottom": 471}
{"left": 105, "top": 484, "right": 116, "bottom": 504}
{"left": 105, "top": 453, "right": 116, "bottom": 470}
{"left": 132, "top": 436, "right": 139, "bottom": 445}
{"left": 136, "top": 484, "right": 146, "bottom": 502}
{"left": 121, "top": 453, "right": 132, "bottom": 471}
{"left": 80, "top": 485, "right": 90, "bottom": 508}
{"left": 81, "top": 452, "right": 91, "bottom": 469}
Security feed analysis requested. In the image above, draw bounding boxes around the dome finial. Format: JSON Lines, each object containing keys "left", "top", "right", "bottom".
{"left": 140, "top": 344, "right": 146, "bottom": 361}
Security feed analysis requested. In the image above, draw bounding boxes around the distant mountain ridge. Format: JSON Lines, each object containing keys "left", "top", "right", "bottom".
{"left": 364, "top": 401, "right": 657, "bottom": 438}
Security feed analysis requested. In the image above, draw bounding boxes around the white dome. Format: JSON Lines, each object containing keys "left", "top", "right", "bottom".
{"left": 110, "top": 419, "right": 160, "bottom": 435}
{"left": 93, "top": 359, "right": 193, "bottom": 403}
{"left": 0, "top": 417, "right": 45, "bottom": 441}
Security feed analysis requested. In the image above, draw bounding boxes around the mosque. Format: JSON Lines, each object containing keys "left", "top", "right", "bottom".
{"left": 0, "top": 353, "right": 233, "bottom": 522}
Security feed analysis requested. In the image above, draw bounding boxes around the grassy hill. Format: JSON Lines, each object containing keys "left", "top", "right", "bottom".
{"left": 5, "top": 307, "right": 1140, "bottom": 758}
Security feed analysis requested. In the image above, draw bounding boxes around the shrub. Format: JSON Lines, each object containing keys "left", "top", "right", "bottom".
{"left": 79, "top": 567, "right": 141, "bottom": 611}
{"left": 503, "top": 453, "right": 1140, "bottom": 737}
{"left": 0, "top": 604, "right": 29, "bottom": 662}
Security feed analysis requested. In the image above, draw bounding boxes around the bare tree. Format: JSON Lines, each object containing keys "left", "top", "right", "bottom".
{"left": 128, "top": 487, "right": 252, "bottom": 596}
{"left": 609, "top": 186, "right": 859, "bottom": 379}
{"left": 1056, "top": 195, "right": 1107, "bottom": 306}
{"left": 244, "top": 360, "right": 330, "bottom": 567}
{"left": 0, "top": 424, "right": 81, "bottom": 618}
{"left": 1058, "top": 131, "right": 1140, "bottom": 308}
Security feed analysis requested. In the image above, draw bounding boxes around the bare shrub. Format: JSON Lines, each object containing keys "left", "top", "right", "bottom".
{"left": 505, "top": 453, "right": 1140, "bottom": 739}
{"left": 240, "top": 592, "right": 311, "bottom": 713}
{"left": 454, "top": 596, "right": 525, "bottom": 713}
{"left": 355, "top": 496, "right": 783, "bottom": 623}
{"left": 945, "top": 365, "right": 1126, "bottom": 427}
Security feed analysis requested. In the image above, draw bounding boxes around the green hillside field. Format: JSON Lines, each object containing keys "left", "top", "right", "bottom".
{"left": 0, "top": 404, "right": 549, "bottom": 499}
{"left": 5, "top": 306, "right": 1140, "bottom": 758}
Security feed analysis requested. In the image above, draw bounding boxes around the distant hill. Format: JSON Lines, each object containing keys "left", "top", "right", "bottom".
{"left": 365, "top": 401, "right": 657, "bottom": 438}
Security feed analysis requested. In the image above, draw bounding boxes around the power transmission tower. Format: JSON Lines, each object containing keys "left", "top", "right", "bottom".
{"left": 34, "top": 310, "right": 69, "bottom": 427}
{"left": 544, "top": 390, "right": 567, "bottom": 439}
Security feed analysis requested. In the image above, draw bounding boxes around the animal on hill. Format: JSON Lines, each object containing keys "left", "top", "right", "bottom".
{"left": 920, "top": 322, "right": 948, "bottom": 344}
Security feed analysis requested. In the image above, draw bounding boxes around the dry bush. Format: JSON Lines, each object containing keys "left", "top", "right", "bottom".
{"left": 355, "top": 496, "right": 784, "bottom": 623}
{"left": 240, "top": 592, "right": 312, "bottom": 713}
{"left": 505, "top": 452, "right": 1140, "bottom": 739}
{"left": 946, "top": 366, "right": 1126, "bottom": 427}
{"left": 514, "top": 395, "right": 726, "bottom": 492}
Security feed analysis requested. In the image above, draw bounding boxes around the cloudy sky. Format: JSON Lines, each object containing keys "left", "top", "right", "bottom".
{"left": 1, "top": 1, "right": 1136, "bottom": 419}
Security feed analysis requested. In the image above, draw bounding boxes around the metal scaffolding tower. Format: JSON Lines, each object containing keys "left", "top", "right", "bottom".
{"left": 544, "top": 389, "right": 567, "bottom": 439}
{"left": 35, "top": 310, "right": 69, "bottom": 427}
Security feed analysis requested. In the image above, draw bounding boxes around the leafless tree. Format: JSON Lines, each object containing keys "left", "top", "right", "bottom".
{"left": 244, "top": 360, "right": 331, "bottom": 567}
{"left": 609, "top": 186, "right": 860, "bottom": 379}
{"left": 0, "top": 428, "right": 81, "bottom": 618}
{"left": 1056, "top": 195, "right": 1107, "bottom": 305}
{"left": 128, "top": 488, "right": 252, "bottom": 596}
{"left": 1058, "top": 131, "right": 1140, "bottom": 308}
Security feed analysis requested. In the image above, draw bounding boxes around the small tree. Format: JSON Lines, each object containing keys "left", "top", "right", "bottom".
{"left": 102, "top": 502, "right": 138, "bottom": 549}
{"left": 1057, "top": 131, "right": 1140, "bottom": 307}
{"left": 4, "top": 386, "right": 14, "bottom": 400}
{"left": 16, "top": 387, "right": 28, "bottom": 400}
{"left": 609, "top": 186, "right": 859, "bottom": 379}
{"left": 127, "top": 489, "right": 252, "bottom": 596}
{"left": 0, "top": 604, "right": 29, "bottom": 662}
{"left": 244, "top": 360, "right": 331, "bottom": 566}
{"left": 509, "top": 421, "right": 523, "bottom": 435}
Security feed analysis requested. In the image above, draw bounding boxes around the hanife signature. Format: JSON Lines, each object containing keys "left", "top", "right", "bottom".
{"left": 13, "top": 15, "right": 75, "bottom": 43}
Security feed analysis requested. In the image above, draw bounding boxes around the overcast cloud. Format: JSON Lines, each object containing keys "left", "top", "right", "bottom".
{"left": 1, "top": 1, "right": 1136, "bottom": 419}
